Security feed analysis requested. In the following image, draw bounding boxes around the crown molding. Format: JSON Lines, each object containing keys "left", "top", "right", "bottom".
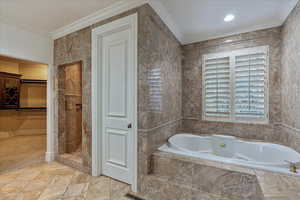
{"left": 148, "top": 0, "right": 183, "bottom": 43}
{"left": 50, "top": 0, "right": 148, "bottom": 40}
{"left": 50, "top": 0, "right": 183, "bottom": 43}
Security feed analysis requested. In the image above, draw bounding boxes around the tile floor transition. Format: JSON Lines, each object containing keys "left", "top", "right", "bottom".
{"left": 0, "top": 135, "right": 46, "bottom": 173}
{"left": 0, "top": 162, "right": 132, "bottom": 200}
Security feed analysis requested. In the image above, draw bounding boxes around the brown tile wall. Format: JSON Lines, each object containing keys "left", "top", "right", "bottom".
{"left": 181, "top": 27, "right": 283, "bottom": 142}
{"left": 54, "top": 27, "right": 92, "bottom": 170}
{"left": 280, "top": 1, "right": 300, "bottom": 151}
{"left": 53, "top": 3, "right": 182, "bottom": 191}
{"left": 137, "top": 4, "right": 182, "bottom": 188}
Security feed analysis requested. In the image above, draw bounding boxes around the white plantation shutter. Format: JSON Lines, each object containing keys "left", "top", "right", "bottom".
{"left": 235, "top": 52, "right": 267, "bottom": 119}
{"left": 202, "top": 46, "right": 269, "bottom": 123}
{"left": 203, "top": 56, "right": 231, "bottom": 119}
{"left": 148, "top": 68, "right": 162, "bottom": 112}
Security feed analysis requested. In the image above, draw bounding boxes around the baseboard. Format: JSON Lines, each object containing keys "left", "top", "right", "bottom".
{"left": 45, "top": 151, "right": 55, "bottom": 162}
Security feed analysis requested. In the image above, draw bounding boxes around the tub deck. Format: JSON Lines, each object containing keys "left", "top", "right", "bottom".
{"left": 139, "top": 150, "right": 300, "bottom": 200}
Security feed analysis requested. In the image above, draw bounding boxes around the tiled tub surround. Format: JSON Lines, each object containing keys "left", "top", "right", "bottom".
{"left": 276, "top": 124, "right": 300, "bottom": 153}
{"left": 54, "top": 3, "right": 182, "bottom": 192}
{"left": 160, "top": 134, "right": 300, "bottom": 175}
{"left": 181, "top": 27, "right": 283, "bottom": 143}
{"left": 281, "top": 0, "right": 300, "bottom": 150}
{"left": 150, "top": 151, "right": 264, "bottom": 200}
{"left": 144, "top": 24, "right": 300, "bottom": 199}
{"left": 143, "top": 151, "right": 300, "bottom": 200}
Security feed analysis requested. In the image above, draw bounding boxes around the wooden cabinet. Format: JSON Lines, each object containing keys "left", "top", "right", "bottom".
{"left": 0, "top": 72, "right": 22, "bottom": 109}
{"left": 20, "top": 80, "right": 47, "bottom": 109}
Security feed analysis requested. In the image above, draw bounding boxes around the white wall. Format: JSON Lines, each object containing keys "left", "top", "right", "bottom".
{"left": 0, "top": 22, "right": 53, "bottom": 64}
{"left": 0, "top": 22, "right": 54, "bottom": 162}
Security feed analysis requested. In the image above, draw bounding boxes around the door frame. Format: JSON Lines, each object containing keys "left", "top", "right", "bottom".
{"left": 91, "top": 13, "right": 138, "bottom": 192}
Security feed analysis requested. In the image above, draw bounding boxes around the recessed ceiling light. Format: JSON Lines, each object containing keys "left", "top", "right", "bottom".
{"left": 224, "top": 14, "right": 235, "bottom": 22}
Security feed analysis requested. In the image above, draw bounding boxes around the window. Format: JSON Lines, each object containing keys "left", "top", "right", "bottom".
{"left": 202, "top": 46, "right": 269, "bottom": 124}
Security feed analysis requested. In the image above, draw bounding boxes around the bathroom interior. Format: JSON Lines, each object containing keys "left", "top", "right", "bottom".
{"left": 0, "top": 55, "right": 48, "bottom": 173}
{"left": 52, "top": 1, "right": 300, "bottom": 199}
{"left": 1, "top": 0, "right": 300, "bottom": 199}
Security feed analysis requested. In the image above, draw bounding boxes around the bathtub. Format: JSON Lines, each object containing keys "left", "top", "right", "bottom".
{"left": 159, "top": 134, "right": 300, "bottom": 175}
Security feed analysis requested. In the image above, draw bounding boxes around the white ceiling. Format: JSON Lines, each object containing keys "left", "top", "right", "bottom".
{"left": 157, "top": 0, "right": 299, "bottom": 44}
{"left": 0, "top": 0, "right": 299, "bottom": 44}
{"left": 0, "top": 0, "right": 131, "bottom": 35}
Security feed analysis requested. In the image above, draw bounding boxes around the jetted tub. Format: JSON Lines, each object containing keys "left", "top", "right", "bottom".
{"left": 159, "top": 134, "right": 300, "bottom": 175}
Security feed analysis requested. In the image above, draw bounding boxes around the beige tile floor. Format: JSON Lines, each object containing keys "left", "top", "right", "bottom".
{"left": 60, "top": 152, "right": 82, "bottom": 165}
{"left": 0, "top": 135, "right": 46, "bottom": 173}
{"left": 0, "top": 162, "right": 132, "bottom": 200}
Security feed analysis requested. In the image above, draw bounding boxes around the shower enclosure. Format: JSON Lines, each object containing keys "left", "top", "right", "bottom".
{"left": 57, "top": 61, "right": 83, "bottom": 167}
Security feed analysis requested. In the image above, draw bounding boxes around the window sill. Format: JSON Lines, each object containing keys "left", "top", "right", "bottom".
{"left": 202, "top": 117, "right": 269, "bottom": 125}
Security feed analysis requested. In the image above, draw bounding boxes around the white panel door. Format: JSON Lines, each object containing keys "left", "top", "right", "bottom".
{"left": 101, "top": 26, "right": 134, "bottom": 184}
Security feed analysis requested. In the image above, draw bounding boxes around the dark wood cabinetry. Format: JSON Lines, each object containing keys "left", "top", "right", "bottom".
{"left": 0, "top": 72, "right": 47, "bottom": 110}
{"left": 0, "top": 72, "right": 22, "bottom": 109}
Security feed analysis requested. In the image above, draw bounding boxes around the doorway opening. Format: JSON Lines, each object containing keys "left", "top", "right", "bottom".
{"left": 0, "top": 55, "right": 48, "bottom": 173}
{"left": 57, "top": 61, "right": 83, "bottom": 169}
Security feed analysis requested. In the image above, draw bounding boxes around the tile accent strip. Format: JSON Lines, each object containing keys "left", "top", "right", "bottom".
{"left": 138, "top": 118, "right": 182, "bottom": 132}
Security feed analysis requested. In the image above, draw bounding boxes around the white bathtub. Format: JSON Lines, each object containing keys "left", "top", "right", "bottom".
{"left": 159, "top": 134, "right": 300, "bottom": 175}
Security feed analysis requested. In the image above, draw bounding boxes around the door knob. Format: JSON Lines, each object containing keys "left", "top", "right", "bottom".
{"left": 128, "top": 123, "right": 132, "bottom": 129}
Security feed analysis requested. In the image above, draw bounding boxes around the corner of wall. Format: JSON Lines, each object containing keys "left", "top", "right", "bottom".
{"left": 147, "top": 0, "right": 183, "bottom": 44}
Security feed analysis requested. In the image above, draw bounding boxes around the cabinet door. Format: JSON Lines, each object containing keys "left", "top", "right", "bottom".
{"left": 4, "top": 77, "right": 20, "bottom": 107}
{"left": 0, "top": 74, "right": 20, "bottom": 108}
